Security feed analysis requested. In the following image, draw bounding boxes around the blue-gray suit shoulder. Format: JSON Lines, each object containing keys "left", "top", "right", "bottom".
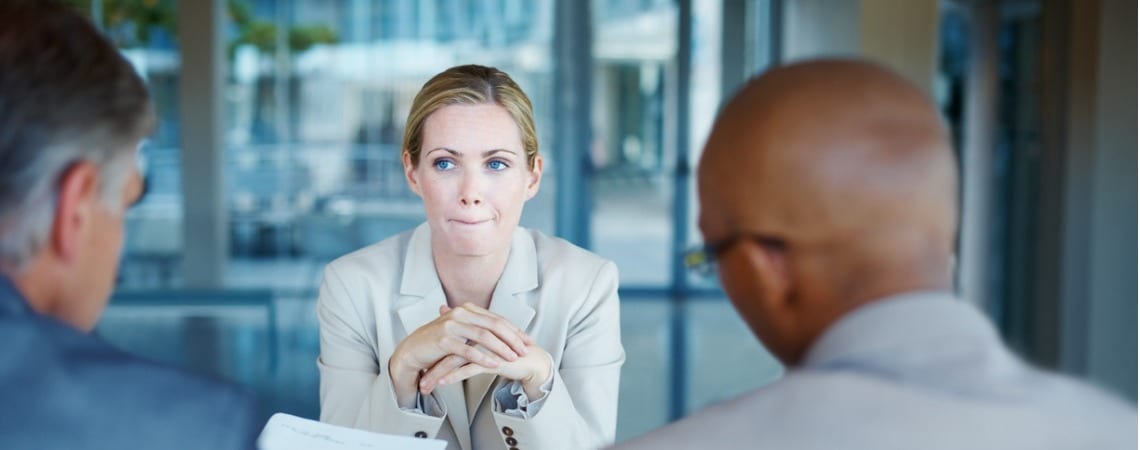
{"left": 0, "top": 312, "right": 261, "bottom": 449}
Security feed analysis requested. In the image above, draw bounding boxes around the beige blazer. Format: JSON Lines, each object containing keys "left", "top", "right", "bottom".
{"left": 318, "top": 223, "right": 624, "bottom": 450}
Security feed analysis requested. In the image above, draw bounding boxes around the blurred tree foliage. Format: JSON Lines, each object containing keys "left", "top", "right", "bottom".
{"left": 228, "top": 0, "right": 338, "bottom": 56}
{"left": 61, "top": 0, "right": 175, "bottom": 48}
{"left": 62, "top": 0, "right": 337, "bottom": 54}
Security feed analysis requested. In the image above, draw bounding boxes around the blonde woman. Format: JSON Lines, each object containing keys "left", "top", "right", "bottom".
{"left": 317, "top": 65, "right": 624, "bottom": 450}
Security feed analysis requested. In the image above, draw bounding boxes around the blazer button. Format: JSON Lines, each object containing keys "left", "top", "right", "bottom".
{"left": 501, "top": 426, "right": 515, "bottom": 436}
{"left": 414, "top": 431, "right": 428, "bottom": 438}
{"left": 506, "top": 437, "right": 519, "bottom": 446}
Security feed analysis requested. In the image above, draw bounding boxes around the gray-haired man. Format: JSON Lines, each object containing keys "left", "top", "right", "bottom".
{"left": 0, "top": 2, "right": 260, "bottom": 448}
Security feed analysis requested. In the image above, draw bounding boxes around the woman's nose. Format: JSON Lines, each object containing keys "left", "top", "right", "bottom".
{"left": 459, "top": 175, "right": 483, "bottom": 206}
{"left": 459, "top": 195, "right": 482, "bottom": 206}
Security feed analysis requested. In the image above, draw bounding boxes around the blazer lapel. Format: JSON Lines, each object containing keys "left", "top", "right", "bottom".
{"left": 394, "top": 224, "right": 472, "bottom": 450}
{"left": 467, "top": 228, "right": 540, "bottom": 418}
{"left": 395, "top": 224, "right": 448, "bottom": 337}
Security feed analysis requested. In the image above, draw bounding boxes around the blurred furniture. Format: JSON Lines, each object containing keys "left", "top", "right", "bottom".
{"left": 96, "top": 290, "right": 278, "bottom": 379}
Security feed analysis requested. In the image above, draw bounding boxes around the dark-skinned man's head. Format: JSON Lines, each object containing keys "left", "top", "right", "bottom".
{"left": 697, "top": 60, "right": 957, "bottom": 365}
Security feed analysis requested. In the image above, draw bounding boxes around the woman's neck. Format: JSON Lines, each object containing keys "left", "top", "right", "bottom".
{"left": 432, "top": 245, "right": 510, "bottom": 310}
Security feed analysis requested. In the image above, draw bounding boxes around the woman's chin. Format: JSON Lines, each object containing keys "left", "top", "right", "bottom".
{"left": 433, "top": 221, "right": 514, "bottom": 257}
{"left": 449, "top": 245, "right": 497, "bottom": 257}
{"left": 441, "top": 235, "right": 501, "bottom": 257}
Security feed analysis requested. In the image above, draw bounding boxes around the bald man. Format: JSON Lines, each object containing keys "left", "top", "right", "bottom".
{"left": 612, "top": 60, "right": 1136, "bottom": 449}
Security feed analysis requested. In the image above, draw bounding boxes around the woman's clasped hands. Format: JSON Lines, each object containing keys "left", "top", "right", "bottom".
{"left": 388, "top": 303, "right": 552, "bottom": 408}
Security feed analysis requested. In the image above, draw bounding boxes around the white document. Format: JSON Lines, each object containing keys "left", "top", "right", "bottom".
{"left": 258, "top": 413, "right": 447, "bottom": 450}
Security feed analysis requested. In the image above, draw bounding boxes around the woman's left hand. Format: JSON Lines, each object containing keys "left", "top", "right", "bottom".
{"left": 419, "top": 307, "right": 552, "bottom": 400}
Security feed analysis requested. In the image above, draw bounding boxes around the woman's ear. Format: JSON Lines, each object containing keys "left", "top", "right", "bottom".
{"left": 402, "top": 151, "right": 422, "bottom": 197}
{"left": 524, "top": 154, "right": 543, "bottom": 201}
{"left": 51, "top": 161, "right": 100, "bottom": 265}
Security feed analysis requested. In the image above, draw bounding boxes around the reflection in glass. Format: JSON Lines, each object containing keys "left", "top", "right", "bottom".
{"left": 590, "top": 0, "right": 677, "bottom": 287}
{"left": 222, "top": 0, "right": 556, "bottom": 289}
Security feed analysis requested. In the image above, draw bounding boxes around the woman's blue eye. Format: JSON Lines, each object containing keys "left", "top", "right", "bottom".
{"left": 487, "top": 160, "right": 508, "bottom": 171}
{"left": 433, "top": 159, "right": 454, "bottom": 170}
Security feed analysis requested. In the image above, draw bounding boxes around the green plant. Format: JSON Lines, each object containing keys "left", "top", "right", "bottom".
{"left": 62, "top": 0, "right": 176, "bottom": 48}
{"left": 228, "top": 0, "right": 338, "bottom": 57}
{"left": 62, "top": 0, "right": 338, "bottom": 54}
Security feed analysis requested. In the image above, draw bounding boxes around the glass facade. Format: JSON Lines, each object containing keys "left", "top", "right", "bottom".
{"left": 69, "top": 0, "right": 1135, "bottom": 444}
{"left": 89, "top": 0, "right": 782, "bottom": 439}
{"left": 220, "top": 0, "right": 556, "bottom": 291}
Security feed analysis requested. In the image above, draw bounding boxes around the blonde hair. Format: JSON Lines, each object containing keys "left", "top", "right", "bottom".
{"left": 402, "top": 65, "right": 539, "bottom": 168}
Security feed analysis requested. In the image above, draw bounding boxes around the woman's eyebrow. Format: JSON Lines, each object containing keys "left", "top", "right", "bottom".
{"left": 425, "top": 148, "right": 517, "bottom": 158}
{"left": 482, "top": 149, "right": 517, "bottom": 157}
{"left": 425, "top": 147, "right": 460, "bottom": 157}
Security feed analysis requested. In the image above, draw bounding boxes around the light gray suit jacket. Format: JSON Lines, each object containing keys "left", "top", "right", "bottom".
{"left": 318, "top": 223, "right": 624, "bottom": 450}
{"left": 613, "top": 291, "right": 1136, "bottom": 450}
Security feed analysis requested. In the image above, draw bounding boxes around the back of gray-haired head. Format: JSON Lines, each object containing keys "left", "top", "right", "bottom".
{"left": 0, "top": 1, "right": 156, "bottom": 271}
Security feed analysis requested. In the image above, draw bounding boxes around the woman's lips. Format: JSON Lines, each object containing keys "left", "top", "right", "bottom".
{"left": 450, "top": 218, "right": 491, "bottom": 226}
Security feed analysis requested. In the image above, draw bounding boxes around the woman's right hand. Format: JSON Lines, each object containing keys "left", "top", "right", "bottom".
{"left": 388, "top": 303, "right": 534, "bottom": 408}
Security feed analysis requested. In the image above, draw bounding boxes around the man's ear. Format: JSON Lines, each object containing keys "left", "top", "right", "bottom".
{"left": 739, "top": 239, "right": 792, "bottom": 313}
{"left": 51, "top": 161, "right": 100, "bottom": 264}
{"left": 402, "top": 151, "right": 423, "bottom": 197}
{"left": 524, "top": 154, "right": 543, "bottom": 201}
{"left": 737, "top": 238, "right": 808, "bottom": 364}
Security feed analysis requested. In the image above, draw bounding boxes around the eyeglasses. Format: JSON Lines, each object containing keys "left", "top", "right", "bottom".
{"left": 684, "top": 234, "right": 786, "bottom": 278}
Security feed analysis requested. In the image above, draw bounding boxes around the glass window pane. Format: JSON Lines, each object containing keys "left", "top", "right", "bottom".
{"left": 684, "top": 300, "right": 783, "bottom": 413}
{"left": 590, "top": 0, "right": 677, "bottom": 287}
{"left": 617, "top": 300, "right": 672, "bottom": 442}
{"left": 223, "top": 0, "right": 556, "bottom": 289}
{"left": 686, "top": 0, "right": 725, "bottom": 289}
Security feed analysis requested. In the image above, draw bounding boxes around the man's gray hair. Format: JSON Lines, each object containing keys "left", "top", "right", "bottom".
{"left": 0, "top": 1, "right": 156, "bottom": 271}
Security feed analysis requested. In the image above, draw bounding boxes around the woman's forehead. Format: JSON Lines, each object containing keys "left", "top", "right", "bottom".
{"left": 421, "top": 104, "right": 523, "bottom": 151}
